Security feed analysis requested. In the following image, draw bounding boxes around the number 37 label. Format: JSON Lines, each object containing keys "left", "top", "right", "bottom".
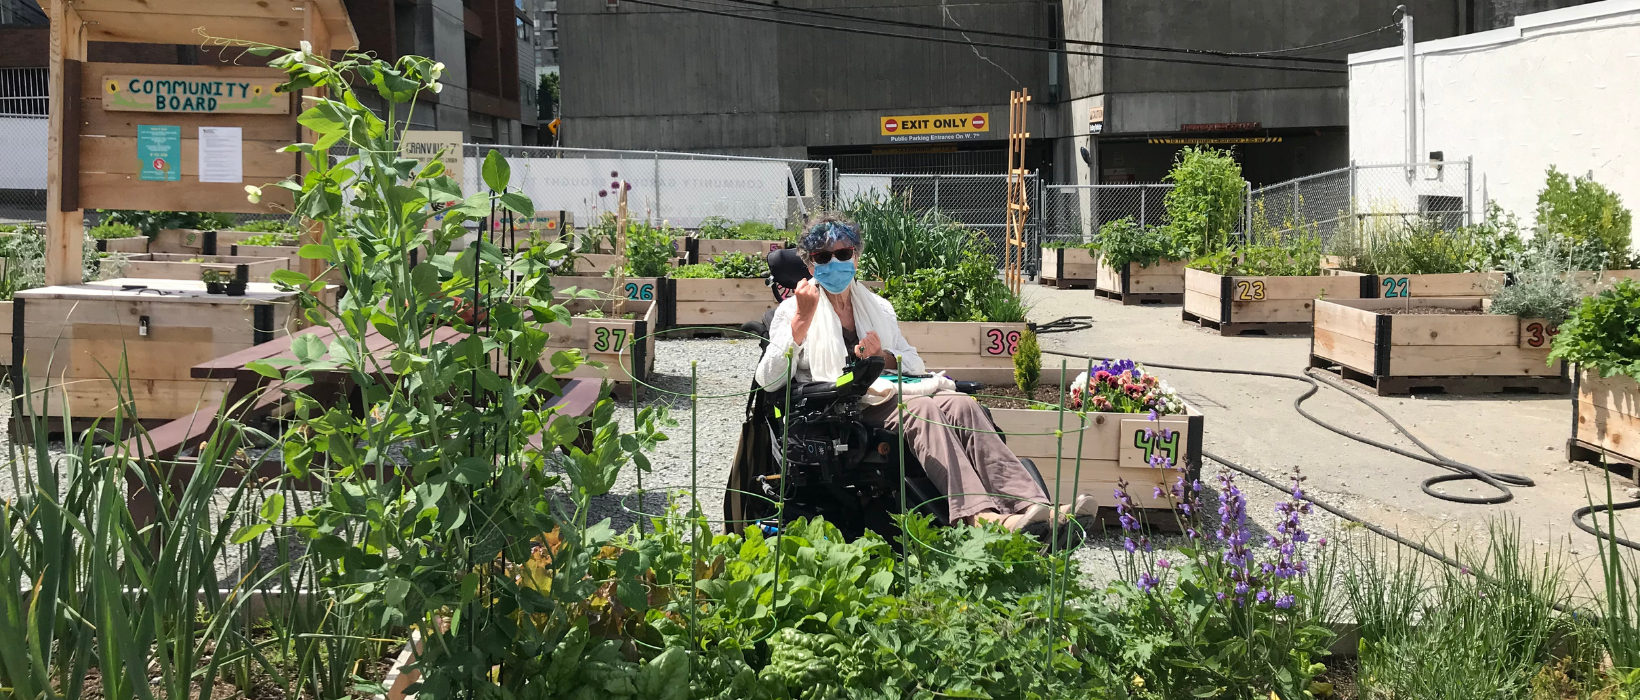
{"left": 980, "top": 326, "right": 1022, "bottom": 357}
{"left": 588, "top": 321, "right": 631, "bottom": 354}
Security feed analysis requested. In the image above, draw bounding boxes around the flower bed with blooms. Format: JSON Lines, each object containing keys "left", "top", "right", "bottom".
{"left": 1063, "top": 359, "right": 1186, "bottom": 415}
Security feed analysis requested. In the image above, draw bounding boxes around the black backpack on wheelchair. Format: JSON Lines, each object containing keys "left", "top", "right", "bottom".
{"left": 722, "top": 248, "right": 1051, "bottom": 543}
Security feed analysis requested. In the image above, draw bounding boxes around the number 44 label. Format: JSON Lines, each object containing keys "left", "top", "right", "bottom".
{"left": 979, "top": 325, "right": 1023, "bottom": 357}
{"left": 1117, "top": 417, "right": 1190, "bottom": 469}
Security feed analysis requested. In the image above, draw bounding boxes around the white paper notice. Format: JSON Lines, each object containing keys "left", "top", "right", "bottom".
{"left": 197, "top": 126, "right": 243, "bottom": 183}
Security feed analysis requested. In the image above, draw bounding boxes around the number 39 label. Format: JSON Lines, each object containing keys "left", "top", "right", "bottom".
{"left": 588, "top": 322, "right": 631, "bottom": 354}
{"left": 980, "top": 326, "right": 1022, "bottom": 357}
{"left": 1519, "top": 318, "right": 1559, "bottom": 349}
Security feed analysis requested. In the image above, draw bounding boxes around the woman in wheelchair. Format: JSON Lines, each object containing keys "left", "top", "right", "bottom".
{"left": 754, "top": 214, "right": 1097, "bottom": 532}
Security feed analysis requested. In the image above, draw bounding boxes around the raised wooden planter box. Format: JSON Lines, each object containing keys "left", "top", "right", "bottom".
{"left": 9, "top": 278, "right": 327, "bottom": 426}
{"left": 94, "top": 236, "right": 149, "bottom": 254}
{"left": 229, "top": 244, "right": 348, "bottom": 283}
{"left": 1183, "top": 267, "right": 1364, "bottom": 336}
{"left": 1096, "top": 258, "right": 1186, "bottom": 305}
{"left": 122, "top": 253, "right": 290, "bottom": 283}
{"left": 687, "top": 237, "right": 788, "bottom": 264}
{"left": 547, "top": 297, "right": 658, "bottom": 399}
{"left": 1309, "top": 297, "right": 1568, "bottom": 395}
{"left": 898, "top": 321, "right": 1066, "bottom": 387}
{"left": 1568, "top": 370, "right": 1640, "bottom": 474}
{"left": 989, "top": 404, "right": 1203, "bottom": 515}
{"left": 669, "top": 277, "right": 774, "bottom": 328}
{"left": 1039, "top": 247, "right": 1099, "bottom": 289}
{"left": 150, "top": 228, "right": 278, "bottom": 255}
{"left": 1358, "top": 271, "right": 1506, "bottom": 299}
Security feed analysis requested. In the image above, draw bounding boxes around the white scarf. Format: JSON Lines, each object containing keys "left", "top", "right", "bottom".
{"left": 806, "top": 280, "right": 896, "bottom": 384}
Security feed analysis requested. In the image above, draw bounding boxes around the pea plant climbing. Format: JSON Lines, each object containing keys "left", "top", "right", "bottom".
{"left": 235, "top": 43, "right": 672, "bottom": 696}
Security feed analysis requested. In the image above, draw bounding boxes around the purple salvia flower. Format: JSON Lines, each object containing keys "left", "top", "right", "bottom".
{"left": 1137, "top": 573, "right": 1160, "bottom": 593}
{"left": 1275, "top": 594, "right": 1295, "bottom": 609}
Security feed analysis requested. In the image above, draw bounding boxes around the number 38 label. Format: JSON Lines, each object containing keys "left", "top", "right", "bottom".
{"left": 980, "top": 326, "right": 1022, "bottom": 357}
{"left": 588, "top": 322, "right": 631, "bottom": 354}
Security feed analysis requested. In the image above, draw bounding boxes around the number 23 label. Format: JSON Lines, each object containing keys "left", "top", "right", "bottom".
{"left": 1234, "top": 280, "right": 1266, "bottom": 301}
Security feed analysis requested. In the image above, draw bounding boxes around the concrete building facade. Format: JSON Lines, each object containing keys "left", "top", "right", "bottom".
{"left": 559, "top": 0, "right": 1595, "bottom": 185}
{"left": 1348, "top": 0, "right": 1640, "bottom": 232}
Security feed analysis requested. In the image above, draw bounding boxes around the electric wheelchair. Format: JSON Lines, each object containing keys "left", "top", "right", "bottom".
{"left": 723, "top": 248, "right": 1057, "bottom": 544}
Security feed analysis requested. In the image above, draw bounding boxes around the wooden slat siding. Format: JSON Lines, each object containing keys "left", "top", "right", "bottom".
{"left": 22, "top": 378, "right": 228, "bottom": 419}
{"left": 1094, "top": 256, "right": 1121, "bottom": 293}
{"left": 547, "top": 300, "right": 657, "bottom": 383}
{"left": 1313, "top": 329, "right": 1377, "bottom": 374}
{"left": 1575, "top": 371, "right": 1640, "bottom": 463}
{"left": 79, "top": 173, "right": 296, "bottom": 213}
{"left": 122, "top": 256, "right": 289, "bottom": 283}
{"left": 1387, "top": 345, "right": 1558, "bottom": 377}
{"left": 1314, "top": 299, "right": 1377, "bottom": 342}
{"left": 673, "top": 278, "right": 777, "bottom": 326}
{"left": 1390, "top": 272, "right": 1506, "bottom": 298}
{"left": 1183, "top": 268, "right": 1222, "bottom": 321}
{"left": 0, "top": 301, "right": 12, "bottom": 366}
{"left": 81, "top": 136, "right": 294, "bottom": 179}
{"left": 1390, "top": 312, "right": 1516, "bottom": 347}
{"left": 556, "top": 276, "right": 662, "bottom": 300}
{"left": 570, "top": 254, "right": 686, "bottom": 276}
{"left": 1125, "top": 259, "right": 1186, "bottom": 294}
{"left": 1225, "top": 299, "right": 1317, "bottom": 323}
{"left": 990, "top": 406, "right": 1196, "bottom": 510}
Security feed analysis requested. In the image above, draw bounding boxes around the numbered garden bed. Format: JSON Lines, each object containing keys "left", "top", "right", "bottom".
{"left": 122, "top": 254, "right": 290, "bottom": 283}
{"left": 1309, "top": 297, "right": 1568, "bottom": 395}
{"left": 988, "top": 404, "right": 1203, "bottom": 519}
{"left": 1096, "top": 258, "right": 1186, "bottom": 305}
{"left": 1567, "top": 369, "right": 1640, "bottom": 475}
{"left": 687, "top": 238, "right": 788, "bottom": 264}
{"left": 1359, "top": 271, "right": 1507, "bottom": 299}
{"left": 1182, "top": 268, "right": 1364, "bottom": 336}
{"left": 1039, "top": 247, "right": 1099, "bottom": 289}
{"left": 555, "top": 276, "right": 671, "bottom": 327}
{"left": 230, "top": 243, "right": 347, "bottom": 283}
{"left": 547, "top": 297, "right": 658, "bottom": 400}
{"left": 668, "top": 277, "right": 776, "bottom": 328}
{"left": 897, "top": 322, "right": 1052, "bottom": 386}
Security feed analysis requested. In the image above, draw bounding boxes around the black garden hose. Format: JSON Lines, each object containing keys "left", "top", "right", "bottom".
{"left": 1029, "top": 316, "right": 1094, "bottom": 335}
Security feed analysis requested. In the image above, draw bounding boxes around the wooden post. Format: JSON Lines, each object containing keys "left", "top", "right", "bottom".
{"left": 44, "top": 0, "right": 86, "bottom": 286}
{"left": 612, "top": 182, "right": 629, "bottom": 317}
{"left": 1003, "top": 89, "right": 1031, "bottom": 296}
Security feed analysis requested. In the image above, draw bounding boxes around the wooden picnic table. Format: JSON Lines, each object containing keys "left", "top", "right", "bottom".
{"left": 120, "top": 322, "right": 604, "bottom": 527}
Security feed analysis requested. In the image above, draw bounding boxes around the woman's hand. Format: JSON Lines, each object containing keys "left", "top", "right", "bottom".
{"left": 790, "top": 278, "right": 820, "bottom": 345}
{"left": 855, "top": 330, "right": 882, "bottom": 359}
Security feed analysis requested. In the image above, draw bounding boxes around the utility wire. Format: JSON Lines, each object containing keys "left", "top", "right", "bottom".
{"left": 621, "top": 0, "right": 1348, "bottom": 75}
{"left": 708, "top": 0, "right": 1381, "bottom": 65}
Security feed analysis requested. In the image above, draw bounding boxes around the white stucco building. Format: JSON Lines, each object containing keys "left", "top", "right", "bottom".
{"left": 1348, "top": 0, "right": 1640, "bottom": 229}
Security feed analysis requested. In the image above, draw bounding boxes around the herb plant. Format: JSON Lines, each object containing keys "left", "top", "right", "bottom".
{"left": 710, "top": 250, "right": 768, "bottom": 278}
{"left": 236, "top": 232, "right": 296, "bottom": 247}
{"left": 1549, "top": 278, "right": 1640, "bottom": 382}
{"left": 1190, "top": 234, "right": 1323, "bottom": 276}
{"left": 1013, "top": 329, "right": 1040, "bottom": 394}
{"left": 846, "top": 193, "right": 975, "bottom": 281}
{"left": 1331, "top": 212, "right": 1496, "bottom": 275}
{"left": 1091, "top": 217, "right": 1184, "bottom": 270}
{"left": 611, "top": 220, "right": 681, "bottom": 277}
{"left": 87, "top": 222, "right": 140, "bottom": 240}
{"left": 97, "top": 209, "right": 234, "bottom": 236}
{"left": 1536, "top": 166, "right": 1634, "bottom": 271}
{"left": 882, "top": 249, "right": 1024, "bottom": 323}
{"left": 1487, "top": 237, "right": 1584, "bottom": 324}
{"left": 696, "top": 216, "right": 792, "bottom": 241}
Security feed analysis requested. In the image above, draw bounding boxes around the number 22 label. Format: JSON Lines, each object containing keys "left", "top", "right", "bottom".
{"left": 1381, "top": 276, "right": 1410, "bottom": 298}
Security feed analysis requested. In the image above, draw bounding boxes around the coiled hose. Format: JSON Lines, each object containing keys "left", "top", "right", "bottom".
{"left": 1024, "top": 326, "right": 1639, "bottom": 551}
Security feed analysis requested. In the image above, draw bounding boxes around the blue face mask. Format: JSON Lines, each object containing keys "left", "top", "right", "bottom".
{"left": 811, "top": 260, "right": 856, "bottom": 294}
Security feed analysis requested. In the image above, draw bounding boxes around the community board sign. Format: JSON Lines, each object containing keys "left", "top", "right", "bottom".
{"left": 102, "top": 75, "right": 289, "bottom": 114}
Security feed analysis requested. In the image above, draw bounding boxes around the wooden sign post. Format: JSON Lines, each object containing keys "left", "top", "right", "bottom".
{"left": 42, "top": 0, "right": 358, "bottom": 286}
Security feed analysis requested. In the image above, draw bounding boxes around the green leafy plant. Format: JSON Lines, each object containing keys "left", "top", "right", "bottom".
{"left": 1536, "top": 166, "right": 1634, "bottom": 271}
{"left": 710, "top": 250, "right": 768, "bottom": 278}
{"left": 882, "top": 249, "right": 1024, "bottom": 323}
{"left": 237, "top": 232, "right": 296, "bottom": 247}
{"left": 1331, "top": 211, "right": 1496, "bottom": 275}
{"left": 87, "top": 221, "right": 140, "bottom": 240}
{"left": 668, "top": 262, "right": 720, "bottom": 279}
{"left": 1549, "top": 278, "right": 1640, "bottom": 382}
{"left": 610, "top": 220, "right": 681, "bottom": 278}
{"left": 1091, "top": 217, "right": 1184, "bottom": 270}
{"left": 696, "top": 216, "right": 792, "bottom": 241}
{"left": 97, "top": 209, "right": 234, "bottom": 237}
{"left": 1013, "top": 329, "right": 1040, "bottom": 394}
{"left": 1191, "top": 234, "right": 1322, "bottom": 276}
{"left": 846, "top": 193, "right": 975, "bottom": 281}
{"left": 233, "top": 218, "right": 302, "bottom": 234}
{"left": 200, "top": 268, "right": 229, "bottom": 284}
{"left": 1162, "top": 146, "right": 1244, "bottom": 257}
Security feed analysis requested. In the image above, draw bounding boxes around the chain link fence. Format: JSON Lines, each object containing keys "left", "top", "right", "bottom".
{"left": 1245, "top": 160, "right": 1473, "bottom": 246}
{"left": 1040, "top": 183, "right": 1174, "bottom": 244}
{"left": 0, "top": 67, "right": 47, "bottom": 224}
{"left": 464, "top": 145, "right": 833, "bottom": 230}
{"left": 837, "top": 172, "right": 1040, "bottom": 269}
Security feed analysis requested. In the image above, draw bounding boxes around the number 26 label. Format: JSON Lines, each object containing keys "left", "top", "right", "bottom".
{"left": 1234, "top": 280, "right": 1266, "bottom": 301}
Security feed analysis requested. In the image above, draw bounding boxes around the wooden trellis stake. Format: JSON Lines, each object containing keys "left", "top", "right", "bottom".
{"left": 1004, "top": 89, "right": 1031, "bottom": 295}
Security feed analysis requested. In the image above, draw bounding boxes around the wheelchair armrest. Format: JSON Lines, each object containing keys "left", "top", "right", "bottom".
{"left": 954, "top": 381, "right": 984, "bottom": 395}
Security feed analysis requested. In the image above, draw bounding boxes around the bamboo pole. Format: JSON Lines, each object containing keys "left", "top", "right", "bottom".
{"left": 612, "top": 182, "right": 630, "bottom": 317}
